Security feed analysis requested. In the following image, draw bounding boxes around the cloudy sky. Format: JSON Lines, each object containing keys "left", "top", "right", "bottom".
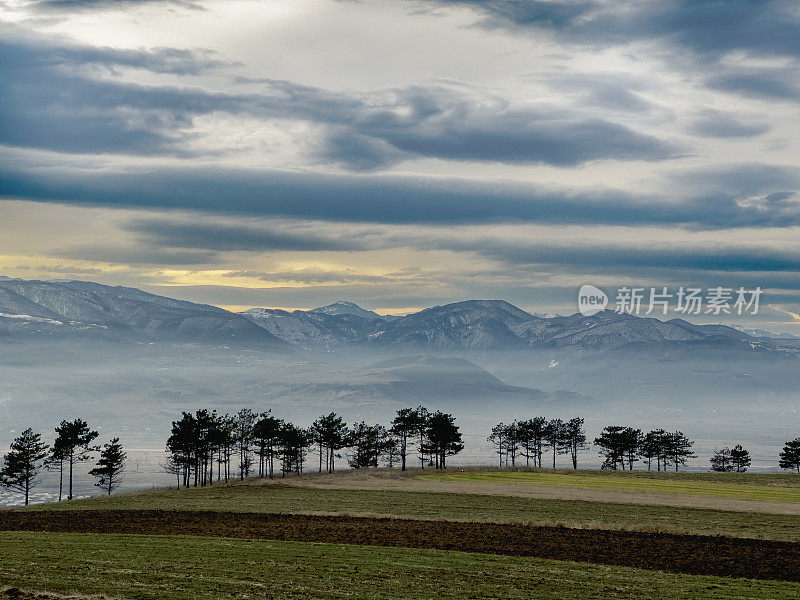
{"left": 1, "top": 0, "right": 799, "bottom": 329}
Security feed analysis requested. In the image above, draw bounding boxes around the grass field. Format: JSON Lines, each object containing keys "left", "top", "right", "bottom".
{"left": 19, "top": 482, "right": 800, "bottom": 541}
{"left": 419, "top": 471, "right": 800, "bottom": 502}
{"left": 2, "top": 531, "right": 799, "bottom": 600}
{"left": 5, "top": 468, "right": 800, "bottom": 599}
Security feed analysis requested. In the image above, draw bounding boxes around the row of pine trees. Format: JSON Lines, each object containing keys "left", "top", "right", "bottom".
{"left": 0, "top": 419, "right": 125, "bottom": 505}
{"left": 487, "top": 418, "right": 800, "bottom": 473}
{"left": 3, "top": 411, "right": 800, "bottom": 504}
{"left": 164, "top": 406, "right": 464, "bottom": 488}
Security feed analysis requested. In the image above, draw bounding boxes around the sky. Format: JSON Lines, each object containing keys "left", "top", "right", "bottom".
{"left": 1, "top": 0, "right": 799, "bottom": 329}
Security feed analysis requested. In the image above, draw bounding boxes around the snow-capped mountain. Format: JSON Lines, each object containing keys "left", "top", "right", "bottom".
{"left": 310, "top": 300, "right": 386, "bottom": 320}
{"left": 0, "top": 277, "right": 781, "bottom": 357}
{"left": 242, "top": 297, "right": 772, "bottom": 356}
{"left": 732, "top": 325, "right": 800, "bottom": 339}
{"left": 0, "top": 278, "right": 287, "bottom": 347}
{"left": 240, "top": 306, "right": 380, "bottom": 350}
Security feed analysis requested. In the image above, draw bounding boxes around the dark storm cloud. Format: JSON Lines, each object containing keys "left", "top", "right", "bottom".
{"left": 3, "top": 160, "right": 798, "bottom": 229}
{"left": 0, "top": 28, "right": 678, "bottom": 165}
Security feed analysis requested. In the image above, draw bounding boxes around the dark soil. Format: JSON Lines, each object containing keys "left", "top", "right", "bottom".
{"left": 1, "top": 589, "right": 101, "bottom": 600}
{"left": 1, "top": 510, "right": 798, "bottom": 582}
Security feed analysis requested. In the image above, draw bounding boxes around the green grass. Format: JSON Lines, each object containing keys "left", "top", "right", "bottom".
{"left": 1, "top": 531, "right": 799, "bottom": 600}
{"left": 20, "top": 484, "right": 800, "bottom": 541}
{"left": 420, "top": 471, "right": 800, "bottom": 502}
{"left": 457, "top": 468, "right": 800, "bottom": 486}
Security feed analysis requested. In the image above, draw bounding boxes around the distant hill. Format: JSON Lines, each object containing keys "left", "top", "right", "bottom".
{"left": 0, "top": 278, "right": 287, "bottom": 348}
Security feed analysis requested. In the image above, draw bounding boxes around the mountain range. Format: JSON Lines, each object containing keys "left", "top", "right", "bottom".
{"left": 0, "top": 277, "right": 792, "bottom": 357}
{"left": 0, "top": 277, "right": 286, "bottom": 347}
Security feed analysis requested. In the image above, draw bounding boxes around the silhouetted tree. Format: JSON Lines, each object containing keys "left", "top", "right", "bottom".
{"left": 311, "top": 412, "right": 349, "bottom": 473}
{"left": 167, "top": 412, "right": 194, "bottom": 488}
{"left": 544, "top": 419, "right": 565, "bottom": 469}
{"left": 779, "top": 438, "right": 800, "bottom": 473}
{"left": 730, "top": 444, "right": 751, "bottom": 472}
{"left": 53, "top": 419, "right": 99, "bottom": 499}
{"left": 384, "top": 435, "right": 401, "bottom": 468}
{"left": 217, "top": 414, "right": 237, "bottom": 483}
{"left": 517, "top": 417, "right": 547, "bottom": 467}
{"left": 666, "top": 431, "right": 695, "bottom": 472}
{"left": 595, "top": 426, "right": 642, "bottom": 470}
{"left": 46, "top": 434, "right": 69, "bottom": 501}
{"left": 89, "top": 438, "right": 126, "bottom": 495}
{"left": 595, "top": 426, "right": 627, "bottom": 470}
{"left": 710, "top": 447, "right": 733, "bottom": 472}
{"left": 639, "top": 429, "right": 669, "bottom": 471}
{"left": 563, "top": 417, "right": 587, "bottom": 469}
{"left": 0, "top": 429, "right": 49, "bottom": 506}
{"left": 235, "top": 409, "right": 257, "bottom": 480}
{"left": 277, "top": 422, "right": 311, "bottom": 475}
{"left": 253, "top": 412, "right": 283, "bottom": 478}
{"left": 391, "top": 408, "right": 425, "bottom": 471}
{"left": 413, "top": 406, "right": 430, "bottom": 468}
{"left": 425, "top": 411, "right": 463, "bottom": 469}
{"left": 621, "top": 428, "right": 643, "bottom": 471}
{"left": 347, "top": 422, "right": 386, "bottom": 469}
{"left": 488, "top": 422, "right": 509, "bottom": 467}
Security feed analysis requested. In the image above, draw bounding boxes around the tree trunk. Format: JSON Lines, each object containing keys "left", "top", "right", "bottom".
{"left": 68, "top": 453, "right": 74, "bottom": 500}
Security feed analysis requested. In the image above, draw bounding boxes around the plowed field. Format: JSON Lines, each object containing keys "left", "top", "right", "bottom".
{"left": 1, "top": 509, "right": 798, "bottom": 582}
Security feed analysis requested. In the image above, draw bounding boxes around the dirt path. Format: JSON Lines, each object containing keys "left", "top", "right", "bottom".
{"left": 281, "top": 476, "right": 800, "bottom": 515}
{"left": 2, "top": 510, "right": 799, "bottom": 582}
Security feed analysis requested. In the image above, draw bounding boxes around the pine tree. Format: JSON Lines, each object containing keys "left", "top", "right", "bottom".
{"left": 311, "top": 412, "right": 349, "bottom": 473}
{"left": 779, "top": 438, "right": 800, "bottom": 473}
{"left": 666, "top": 431, "right": 695, "bottom": 472}
{"left": 730, "top": 444, "right": 751, "bottom": 472}
{"left": 391, "top": 408, "right": 425, "bottom": 471}
{"left": 563, "top": 417, "right": 588, "bottom": 470}
{"left": 425, "top": 411, "right": 463, "bottom": 469}
{"left": 0, "top": 429, "right": 49, "bottom": 506}
{"left": 89, "top": 438, "right": 126, "bottom": 495}
{"left": 517, "top": 417, "right": 547, "bottom": 467}
{"left": 235, "top": 409, "right": 257, "bottom": 480}
{"left": 52, "top": 419, "right": 99, "bottom": 500}
{"left": 544, "top": 418, "right": 565, "bottom": 469}
{"left": 594, "top": 426, "right": 627, "bottom": 470}
{"left": 253, "top": 412, "right": 283, "bottom": 478}
{"left": 710, "top": 447, "right": 733, "bottom": 472}
{"left": 46, "top": 434, "right": 69, "bottom": 501}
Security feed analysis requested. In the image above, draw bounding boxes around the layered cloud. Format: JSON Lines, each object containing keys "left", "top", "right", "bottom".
{"left": 0, "top": 26, "right": 679, "bottom": 166}
{"left": 0, "top": 0, "right": 798, "bottom": 325}
{"left": 3, "top": 160, "right": 799, "bottom": 228}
